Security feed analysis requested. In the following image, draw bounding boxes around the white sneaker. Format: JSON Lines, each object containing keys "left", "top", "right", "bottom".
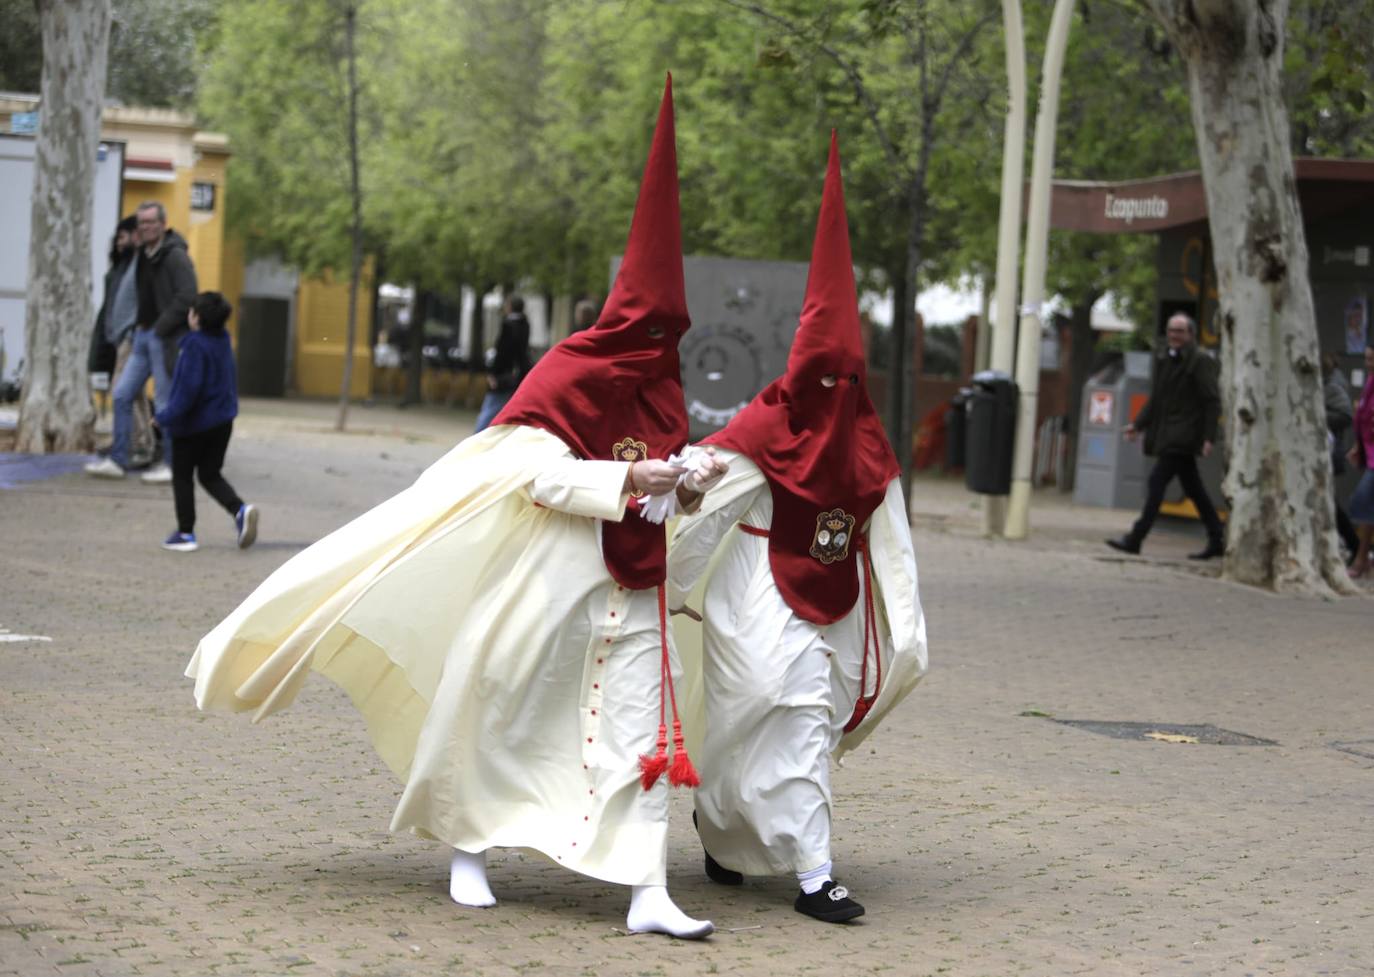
{"left": 141, "top": 463, "right": 172, "bottom": 484}
{"left": 85, "top": 457, "right": 126, "bottom": 479}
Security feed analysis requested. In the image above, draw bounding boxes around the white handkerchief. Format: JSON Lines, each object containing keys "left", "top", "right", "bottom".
{"left": 638, "top": 446, "right": 708, "bottom": 524}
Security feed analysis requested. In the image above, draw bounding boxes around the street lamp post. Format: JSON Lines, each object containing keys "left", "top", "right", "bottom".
{"left": 1004, "top": 0, "right": 1074, "bottom": 540}
{"left": 984, "top": 0, "right": 1027, "bottom": 537}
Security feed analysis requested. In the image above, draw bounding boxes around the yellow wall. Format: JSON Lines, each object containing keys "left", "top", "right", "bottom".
{"left": 219, "top": 234, "right": 245, "bottom": 343}
{"left": 186, "top": 149, "right": 229, "bottom": 294}
{"left": 294, "top": 266, "right": 373, "bottom": 398}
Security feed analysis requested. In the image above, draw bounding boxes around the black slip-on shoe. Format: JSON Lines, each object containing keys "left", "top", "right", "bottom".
{"left": 704, "top": 850, "right": 743, "bottom": 886}
{"left": 692, "top": 811, "right": 743, "bottom": 885}
{"left": 794, "top": 880, "right": 865, "bottom": 923}
{"left": 1105, "top": 536, "right": 1141, "bottom": 555}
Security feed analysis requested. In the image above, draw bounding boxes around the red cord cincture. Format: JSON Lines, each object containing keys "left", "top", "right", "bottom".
{"left": 843, "top": 535, "right": 882, "bottom": 733}
{"left": 638, "top": 584, "right": 699, "bottom": 790}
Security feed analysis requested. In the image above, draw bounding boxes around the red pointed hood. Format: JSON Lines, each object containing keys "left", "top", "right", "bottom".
{"left": 495, "top": 75, "right": 690, "bottom": 589}
{"left": 782, "top": 132, "right": 870, "bottom": 414}
{"left": 706, "top": 133, "right": 899, "bottom": 624}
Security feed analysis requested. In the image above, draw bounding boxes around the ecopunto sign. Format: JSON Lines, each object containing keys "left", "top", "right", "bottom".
{"left": 1050, "top": 174, "right": 1204, "bottom": 234}
{"left": 1104, "top": 193, "right": 1170, "bottom": 224}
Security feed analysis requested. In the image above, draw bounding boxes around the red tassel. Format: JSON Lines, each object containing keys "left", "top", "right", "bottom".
{"left": 668, "top": 748, "right": 700, "bottom": 788}
{"left": 639, "top": 724, "right": 669, "bottom": 791}
{"left": 667, "top": 720, "right": 700, "bottom": 788}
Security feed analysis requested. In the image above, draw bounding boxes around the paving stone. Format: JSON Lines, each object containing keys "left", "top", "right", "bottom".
{"left": 1, "top": 398, "right": 1370, "bottom": 977}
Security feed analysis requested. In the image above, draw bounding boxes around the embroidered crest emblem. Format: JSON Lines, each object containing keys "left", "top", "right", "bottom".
{"left": 611, "top": 437, "right": 651, "bottom": 496}
{"left": 810, "top": 508, "right": 856, "bottom": 564}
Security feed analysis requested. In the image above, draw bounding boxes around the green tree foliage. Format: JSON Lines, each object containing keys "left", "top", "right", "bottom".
{"left": 0, "top": 0, "right": 217, "bottom": 107}
{"left": 192, "top": 0, "right": 1372, "bottom": 320}
{"left": 1285, "top": 0, "right": 1374, "bottom": 155}
{"left": 0, "top": 1, "right": 44, "bottom": 95}
{"left": 200, "top": 0, "right": 383, "bottom": 275}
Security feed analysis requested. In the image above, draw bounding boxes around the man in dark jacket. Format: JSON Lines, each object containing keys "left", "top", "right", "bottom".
{"left": 86, "top": 201, "right": 198, "bottom": 482}
{"left": 473, "top": 294, "right": 532, "bottom": 432}
{"left": 1107, "top": 313, "right": 1226, "bottom": 559}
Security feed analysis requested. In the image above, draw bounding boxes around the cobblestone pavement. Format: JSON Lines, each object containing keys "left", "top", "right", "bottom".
{"left": 2, "top": 399, "right": 1370, "bottom": 977}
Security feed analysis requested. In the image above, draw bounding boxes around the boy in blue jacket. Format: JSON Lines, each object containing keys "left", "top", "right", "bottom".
{"left": 155, "top": 292, "right": 258, "bottom": 552}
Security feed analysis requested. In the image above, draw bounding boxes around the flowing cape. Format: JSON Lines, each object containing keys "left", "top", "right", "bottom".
{"left": 186, "top": 426, "right": 623, "bottom": 782}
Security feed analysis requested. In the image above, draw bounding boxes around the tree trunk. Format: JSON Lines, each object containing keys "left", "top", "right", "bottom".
{"left": 16, "top": 0, "right": 111, "bottom": 454}
{"left": 335, "top": 2, "right": 363, "bottom": 433}
{"left": 1146, "top": 0, "right": 1352, "bottom": 595}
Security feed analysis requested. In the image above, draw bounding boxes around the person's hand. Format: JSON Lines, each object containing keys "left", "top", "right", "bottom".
{"left": 669, "top": 605, "right": 702, "bottom": 622}
{"left": 1350, "top": 446, "right": 1361, "bottom": 466}
{"left": 1122, "top": 424, "right": 1138, "bottom": 443}
{"left": 627, "top": 459, "right": 686, "bottom": 496}
{"left": 683, "top": 447, "right": 729, "bottom": 493}
{"left": 486, "top": 375, "right": 498, "bottom": 390}
{"left": 1201, "top": 440, "right": 1213, "bottom": 458}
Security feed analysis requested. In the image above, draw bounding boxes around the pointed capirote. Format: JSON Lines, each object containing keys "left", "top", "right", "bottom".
{"left": 596, "top": 73, "right": 689, "bottom": 337}
{"left": 789, "top": 130, "right": 864, "bottom": 371}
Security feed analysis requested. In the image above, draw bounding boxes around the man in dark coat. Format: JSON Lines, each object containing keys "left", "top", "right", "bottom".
{"left": 86, "top": 201, "right": 198, "bottom": 482}
{"left": 473, "top": 294, "right": 532, "bottom": 432}
{"left": 1106, "top": 313, "right": 1225, "bottom": 559}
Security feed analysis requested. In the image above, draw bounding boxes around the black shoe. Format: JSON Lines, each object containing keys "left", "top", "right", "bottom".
{"left": 1105, "top": 536, "right": 1140, "bottom": 555}
{"left": 794, "top": 880, "right": 865, "bottom": 923}
{"left": 692, "top": 811, "right": 742, "bottom": 886}
{"left": 704, "top": 850, "right": 743, "bottom": 886}
{"left": 1188, "top": 539, "right": 1224, "bottom": 560}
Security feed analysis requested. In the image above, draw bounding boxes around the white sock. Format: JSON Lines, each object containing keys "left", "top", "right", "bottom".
{"left": 626, "top": 885, "right": 714, "bottom": 939}
{"left": 798, "top": 861, "right": 833, "bottom": 895}
{"left": 449, "top": 848, "right": 495, "bottom": 907}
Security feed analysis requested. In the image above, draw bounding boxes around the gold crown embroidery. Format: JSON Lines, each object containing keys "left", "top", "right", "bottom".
{"left": 810, "top": 508, "right": 856, "bottom": 564}
{"left": 612, "top": 437, "right": 650, "bottom": 496}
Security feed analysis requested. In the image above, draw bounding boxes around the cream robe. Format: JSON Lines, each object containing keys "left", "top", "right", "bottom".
{"left": 186, "top": 425, "right": 678, "bottom": 886}
{"left": 668, "top": 451, "right": 927, "bottom": 877}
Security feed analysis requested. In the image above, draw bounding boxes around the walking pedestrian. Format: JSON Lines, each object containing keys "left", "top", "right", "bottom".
{"left": 154, "top": 292, "right": 258, "bottom": 553}
{"left": 473, "top": 295, "right": 531, "bottom": 432}
{"left": 1106, "top": 313, "right": 1226, "bottom": 559}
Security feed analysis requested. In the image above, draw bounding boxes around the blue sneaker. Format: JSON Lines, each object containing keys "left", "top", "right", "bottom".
{"left": 163, "top": 531, "right": 198, "bottom": 552}
{"left": 235, "top": 504, "right": 259, "bottom": 549}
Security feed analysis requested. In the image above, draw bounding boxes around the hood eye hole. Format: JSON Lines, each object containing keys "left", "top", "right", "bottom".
{"left": 820, "top": 374, "right": 838, "bottom": 388}
{"left": 848, "top": 374, "right": 859, "bottom": 385}
{"left": 647, "top": 326, "right": 665, "bottom": 339}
